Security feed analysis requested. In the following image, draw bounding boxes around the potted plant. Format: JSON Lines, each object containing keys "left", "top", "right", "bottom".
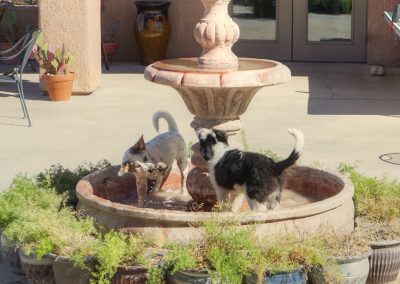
{"left": 4, "top": 204, "right": 100, "bottom": 284}
{"left": 33, "top": 31, "right": 75, "bottom": 101}
{"left": 308, "top": 230, "right": 372, "bottom": 284}
{"left": 164, "top": 220, "right": 264, "bottom": 284}
{"left": 339, "top": 163, "right": 400, "bottom": 283}
{"left": 245, "top": 232, "right": 337, "bottom": 284}
{"left": 0, "top": 176, "right": 65, "bottom": 276}
{"left": 90, "top": 230, "right": 164, "bottom": 284}
{"left": 102, "top": 20, "right": 121, "bottom": 57}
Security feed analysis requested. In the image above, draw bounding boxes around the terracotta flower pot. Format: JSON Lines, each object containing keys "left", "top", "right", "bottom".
{"left": 43, "top": 72, "right": 75, "bottom": 101}
{"left": 245, "top": 267, "right": 306, "bottom": 284}
{"left": 102, "top": 42, "right": 119, "bottom": 56}
{"left": 310, "top": 251, "right": 372, "bottom": 284}
{"left": 0, "top": 233, "right": 25, "bottom": 275}
{"left": 134, "top": 0, "right": 171, "bottom": 65}
{"left": 368, "top": 240, "right": 400, "bottom": 283}
{"left": 19, "top": 250, "right": 56, "bottom": 284}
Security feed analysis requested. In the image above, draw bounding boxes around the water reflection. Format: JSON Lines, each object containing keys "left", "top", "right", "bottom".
{"left": 233, "top": 0, "right": 277, "bottom": 40}
{"left": 308, "top": 0, "right": 352, "bottom": 42}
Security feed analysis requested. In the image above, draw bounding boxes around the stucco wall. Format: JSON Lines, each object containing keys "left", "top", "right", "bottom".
{"left": 101, "top": 0, "right": 202, "bottom": 61}
{"left": 367, "top": 0, "right": 400, "bottom": 66}
{"left": 18, "top": 1, "right": 400, "bottom": 66}
{"left": 39, "top": 0, "right": 101, "bottom": 94}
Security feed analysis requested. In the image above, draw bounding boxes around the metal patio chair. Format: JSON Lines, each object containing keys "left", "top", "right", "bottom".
{"left": 0, "top": 29, "right": 41, "bottom": 127}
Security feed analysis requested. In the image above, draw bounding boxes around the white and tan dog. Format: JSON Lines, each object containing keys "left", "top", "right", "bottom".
{"left": 118, "top": 111, "right": 189, "bottom": 207}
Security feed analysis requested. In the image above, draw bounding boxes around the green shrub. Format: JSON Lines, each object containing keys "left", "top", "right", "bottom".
{"left": 3, "top": 206, "right": 98, "bottom": 262}
{"left": 258, "top": 233, "right": 336, "bottom": 279}
{"left": 0, "top": 175, "right": 65, "bottom": 231}
{"left": 341, "top": 0, "right": 351, "bottom": 14}
{"left": 91, "top": 231, "right": 162, "bottom": 284}
{"left": 35, "top": 160, "right": 111, "bottom": 208}
{"left": 164, "top": 220, "right": 264, "bottom": 284}
{"left": 338, "top": 163, "right": 400, "bottom": 220}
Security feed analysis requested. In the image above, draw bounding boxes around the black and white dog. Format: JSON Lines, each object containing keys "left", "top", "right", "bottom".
{"left": 197, "top": 128, "right": 304, "bottom": 212}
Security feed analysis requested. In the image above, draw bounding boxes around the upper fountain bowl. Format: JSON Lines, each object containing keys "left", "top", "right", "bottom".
{"left": 144, "top": 58, "right": 291, "bottom": 88}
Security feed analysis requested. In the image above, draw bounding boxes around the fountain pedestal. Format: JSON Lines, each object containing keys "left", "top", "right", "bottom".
{"left": 145, "top": 58, "right": 291, "bottom": 204}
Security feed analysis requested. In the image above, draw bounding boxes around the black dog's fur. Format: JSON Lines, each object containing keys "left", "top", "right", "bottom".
{"left": 197, "top": 128, "right": 304, "bottom": 211}
{"left": 214, "top": 149, "right": 300, "bottom": 204}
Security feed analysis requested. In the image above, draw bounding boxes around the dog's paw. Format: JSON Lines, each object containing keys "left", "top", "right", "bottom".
{"left": 156, "top": 162, "right": 167, "bottom": 170}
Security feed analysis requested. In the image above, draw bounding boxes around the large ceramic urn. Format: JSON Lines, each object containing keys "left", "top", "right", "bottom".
{"left": 134, "top": 0, "right": 171, "bottom": 65}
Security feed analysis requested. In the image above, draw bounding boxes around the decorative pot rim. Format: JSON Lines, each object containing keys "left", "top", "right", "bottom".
{"left": 369, "top": 239, "right": 400, "bottom": 247}
{"left": 334, "top": 249, "right": 373, "bottom": 264}
{"left": 76, "top": 165, "right": 354, "bottom": 225}
{"left": 48, "top": 253, "right": 95, "bottom": 264}
{"left": 264, "top": 266, "right": 305, "bottom": 276}
{"left": 134, "top": 0, "right": 171, "bottom": 6}
{"left": 43, "top": 72, "right": 75, "bottom": 79}
{"left": 19, "top": 249, "right": 54, "bottom": 265}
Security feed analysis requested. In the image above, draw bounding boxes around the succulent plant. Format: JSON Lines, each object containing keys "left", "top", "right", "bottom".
{"left": 33, "top": 31, "right": 75, "bottom": 75}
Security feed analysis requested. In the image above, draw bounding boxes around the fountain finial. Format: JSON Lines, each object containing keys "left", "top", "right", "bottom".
{"left": 194, "top": 0, "right": 240, "bottom": 69}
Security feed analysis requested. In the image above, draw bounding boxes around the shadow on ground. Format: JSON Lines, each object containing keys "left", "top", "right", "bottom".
{"left": 291, "top": 63, "right": 400, "bottom": 116}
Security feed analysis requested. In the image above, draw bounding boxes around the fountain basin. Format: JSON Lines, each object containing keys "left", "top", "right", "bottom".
{"left": 144, "top": 58, "right": 291, "bottom": 88}
{"left": 76, "top": 165, "right": 354, "bottom": 242}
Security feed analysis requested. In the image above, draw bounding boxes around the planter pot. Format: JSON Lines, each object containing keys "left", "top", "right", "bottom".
{"left": 367, "top": 240, "right": 400, "bottom": 283}
{"left": 43, "top": 72, "right": 75, "bottom": 101}
{"left": 51, "top": 255, "right": 91, "bottom": 284}
{"left": 102, "top": 42, "right": 119, "bottom": 56}
{"left": 310, "top": 251, "right": 372, "bottom": 284}
{"left": 245, "top": 267, "right": 306, "bottom": 284}
{"left": 0, "top": 233, "right": 25, "bottom": 275}
{"left": 111, "top": 265, "right": 148, "bottom": 284}
{"left": 166, "top": 270, "right": 214, "bottom": 283}
{"left": 134, "top": 0, "right": 171, "bottom": 65}
{"left": 19, "top": 250, "right": 55, "bottom": 284}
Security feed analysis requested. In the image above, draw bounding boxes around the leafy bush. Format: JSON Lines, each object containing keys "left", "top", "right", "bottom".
{"left": 91, "top": 231, "right": 163, "bottom": 284}
{"left": 3, "top": 205, "right": 98, "bottom": 262}
{"left": 35, "top": 160, "right": 111, "bottom": 208}
{"left": 0, "top": 175, "right": 65, "bottom": 231}
{"left": 339, "top": 163, "right": 400, "bottom": 241}
{"left": 338, "top": 163, "right": 400, "bottom": 220}
{"left": 257, "top": 233, "right": 336, "bottom": 279}
{"left": 164, "top": 220, "right": 264, "bottom": 284}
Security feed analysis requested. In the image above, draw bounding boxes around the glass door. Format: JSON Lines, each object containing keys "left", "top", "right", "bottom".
{"left": 231, "top": 0, "right": 293, "bottom": 61}
{"left": 231, "top": 0, "right": 367, "bottom": 62}
{"left": 292, "top": 0, "right": 367, "bottom": 62}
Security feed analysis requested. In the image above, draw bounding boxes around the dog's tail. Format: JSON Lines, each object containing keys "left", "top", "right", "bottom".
{"left": 274, "top": 129, "right": 304, "bottom": 174}
{"left": 152, "top": 111, "right": 179, "bottom": 133}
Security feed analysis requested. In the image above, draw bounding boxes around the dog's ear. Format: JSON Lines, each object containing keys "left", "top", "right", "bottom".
{"left": 213, "top": 129, "right": 228, "bottom": 145}
{"left": 131, "top": 135, "right": 146, "bottom": 152}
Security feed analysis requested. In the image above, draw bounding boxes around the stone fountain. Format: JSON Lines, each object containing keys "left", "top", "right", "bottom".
{"left": 76, "top": 0, "right": 354, "bottom": 242}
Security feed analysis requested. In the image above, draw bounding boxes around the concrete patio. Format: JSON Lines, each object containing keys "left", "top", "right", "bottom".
{"left": 0, "top": 61, "right": 400, "bottom": 282}
{"left": 0, "top": 61, "right": 399, "bottom": 191}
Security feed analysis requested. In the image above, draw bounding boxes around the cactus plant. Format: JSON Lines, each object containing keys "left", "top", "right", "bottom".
{"left": 33, "top": 31, "right": 75, "bottom": 75}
